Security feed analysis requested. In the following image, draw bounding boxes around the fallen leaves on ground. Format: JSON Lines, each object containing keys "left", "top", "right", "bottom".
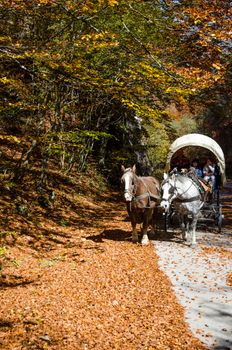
{"left": 227, "top": 272, "right": 232, "bottom": 286}
{"left": 199, "top": 246, "right": 232, "bottom": 287}
{"left": 0, "top": 195, "right": 206, "bottom": 350}
{"left": 200, "top": 246, "right": 232, "bottom": 260}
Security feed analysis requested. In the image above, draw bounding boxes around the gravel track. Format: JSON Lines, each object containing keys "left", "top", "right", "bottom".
{"left": 154, "top": 181, "right": 232, "bottom": 350}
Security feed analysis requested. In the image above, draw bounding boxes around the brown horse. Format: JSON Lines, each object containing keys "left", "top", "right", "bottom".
{"left": 121, "top": 165, "right": 160, "bottom": 245}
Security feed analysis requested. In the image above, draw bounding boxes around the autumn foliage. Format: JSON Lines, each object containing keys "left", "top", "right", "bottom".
{"left": 1, "top": 0, "right": 231, "bottom": 182}
{"left": 0, "top": 2, "right": 231, "bottom": 348}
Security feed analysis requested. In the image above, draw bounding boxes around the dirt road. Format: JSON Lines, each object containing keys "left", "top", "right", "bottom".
{"left": 0, "top": 183, "right": 231, "bottom": 349}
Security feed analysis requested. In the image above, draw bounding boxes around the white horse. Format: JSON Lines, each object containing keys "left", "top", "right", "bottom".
{"left": 160, "top": 172, "right": 204, "bottom": 246}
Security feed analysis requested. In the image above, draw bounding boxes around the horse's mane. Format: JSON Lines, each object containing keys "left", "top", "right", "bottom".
{"left": 175, "top": 175, "right": 192, "bottom": 184}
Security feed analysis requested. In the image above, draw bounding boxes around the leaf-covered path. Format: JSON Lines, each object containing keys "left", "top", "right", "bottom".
{"left": 0, "top": 193, "right": 206, "bottom": 350}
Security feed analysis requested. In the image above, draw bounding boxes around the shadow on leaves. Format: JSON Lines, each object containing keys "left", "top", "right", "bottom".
{"left": 0, "top": 274, "right": 35, "bottom": 289}
{"left": 86, "top": 229, "right": 131, "bottom": 242}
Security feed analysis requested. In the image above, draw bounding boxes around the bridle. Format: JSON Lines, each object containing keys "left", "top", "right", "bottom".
{"left": 122, "top": 170, "right": 159, "bottom": 208}
{"left": 161, "top": 174, "right": 201, "bottom": 205}
{"left": 121, "top": 169, "right": 137, "bottom": 198}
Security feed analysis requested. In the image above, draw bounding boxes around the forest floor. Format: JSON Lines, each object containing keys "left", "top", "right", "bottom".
{"left": 0, "top": 175, "right": 231, "bottom": 350}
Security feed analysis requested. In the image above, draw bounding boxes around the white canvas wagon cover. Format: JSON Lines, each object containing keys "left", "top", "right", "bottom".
{"left": 165, "top": 133, "right": 226, "bottom": 183}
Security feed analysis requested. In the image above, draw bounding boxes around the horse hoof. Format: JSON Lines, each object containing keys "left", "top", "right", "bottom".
{"left": 141, "top": 239, "right": 149, "bottom": 246}
{"left": 190, "top": 243, "right": 197, "bottom": 248}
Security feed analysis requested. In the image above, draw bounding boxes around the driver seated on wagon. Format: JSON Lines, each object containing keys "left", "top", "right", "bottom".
{"left": 174, "top": 157, "right": 215, "bottom": 199}
{"left": 188, "top": 157, "right": 217, "bottom": 199}
{"left": 203, "top": 158, "right": 216, "bottom": 192}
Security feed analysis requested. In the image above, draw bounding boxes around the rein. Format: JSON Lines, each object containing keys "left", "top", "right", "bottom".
{"left": 124, "top": 172, "right": 159, "bottom": 209}
{"left": 163, "top": 175, "right": 201, "bottom": 204}
{"left": 134, "top": 177, "right": 160, "bottom": 202}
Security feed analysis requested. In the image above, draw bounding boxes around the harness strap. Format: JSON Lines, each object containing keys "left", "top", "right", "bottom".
{"left": 174, "top": 195, "right": 201, "bottom": 203}
{"left": 138, "top": 178, "right": 160, "bottom": 205}
{"left": 134, "top": 192, "right": 160, "bottom": 201}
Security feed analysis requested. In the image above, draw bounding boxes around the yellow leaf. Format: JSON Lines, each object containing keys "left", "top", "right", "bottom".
{"left": 212, "top": 63, "right": 221, "bottom": 70}
{"left": 108, "top": 0, "right": 118, "bottom": 5}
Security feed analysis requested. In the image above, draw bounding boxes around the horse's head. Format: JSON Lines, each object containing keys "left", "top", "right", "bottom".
{"left": 121, "top": 165, "right": 136, "bottom": 201}
{"left": 160, "top": 173, "right": 177, "bottom": 212}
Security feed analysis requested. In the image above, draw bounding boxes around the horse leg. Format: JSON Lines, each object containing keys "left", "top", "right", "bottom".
{"left": 127, "top": 205, "right": 138, "bottom": 243}
{"left": 184, "top": 215, "right": 192, "bottom": 243}
{"left": 189, "top": 215, "right": 198, "bottom": 247}
{"left": 132, "top": 225, "right": 138, "bottom": 242}
{"left": 131, "top": 216, "right": 138, "bottom": 243}
{"left": 141, "top": 209, "right": 151, "bottom": 245}
{"left": 150, "top": 207, "right": 157, "bottom": 236}
{"left": 180, "top": 214, "right": 187, "bottom": 241}
{"left": 141, "top": 227, "right": 149, "bottom": 245}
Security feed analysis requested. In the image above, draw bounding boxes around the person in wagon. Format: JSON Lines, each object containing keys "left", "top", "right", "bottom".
{"left": 190, "top": 158, "right": 203, "bottom": 177}
{"left": 203, "top": 158, "right": 216, "bottom": 190}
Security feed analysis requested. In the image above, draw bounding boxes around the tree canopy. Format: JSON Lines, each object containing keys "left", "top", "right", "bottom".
{"left": 0, "top": 0, "right": 231, "bottom": 184}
